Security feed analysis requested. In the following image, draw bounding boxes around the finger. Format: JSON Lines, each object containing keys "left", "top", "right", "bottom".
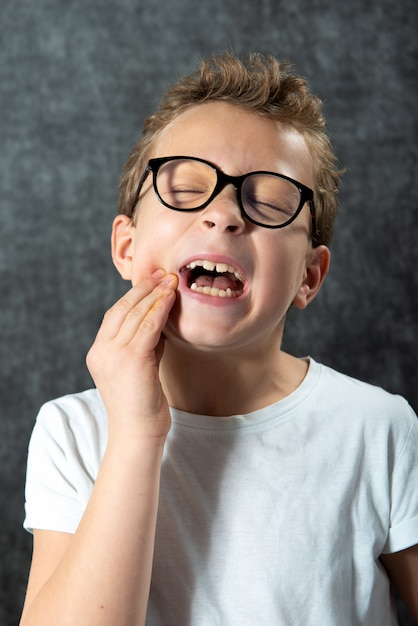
{"left": 129, "top": 281, "right": 178, "bottom": 354}
{"left": 115, "top": 274, "right": 178, "bottom": 348}
{"left": 95, "top": 271, "right": 171, "bottom": 340}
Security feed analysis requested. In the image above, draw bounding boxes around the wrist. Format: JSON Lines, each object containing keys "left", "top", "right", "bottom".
{"left": 106, "top": 424, "right": 169, "bottom": 453}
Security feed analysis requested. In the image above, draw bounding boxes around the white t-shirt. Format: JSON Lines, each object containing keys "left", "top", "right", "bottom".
{"left": 24, "top": 359, "right": 418, "bottom": 625}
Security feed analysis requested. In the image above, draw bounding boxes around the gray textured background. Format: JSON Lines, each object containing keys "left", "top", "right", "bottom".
{"left": 1, "top": 0, "right": 417, "bottom": 623}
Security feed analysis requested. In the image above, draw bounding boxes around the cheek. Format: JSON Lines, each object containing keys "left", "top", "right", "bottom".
{"left": 128, "top": 233, "right": 161, "bottom": 284}
{"left": 136, "top": 200, "right": 184, "bottom": 239}
{"left": 255, "top": 236, "right": 308, "bottom": 295}
{"left": 130, "top": 212, "right": 182, "bottom": 282}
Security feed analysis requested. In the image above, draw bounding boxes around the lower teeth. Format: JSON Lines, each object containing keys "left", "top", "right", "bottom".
{"left": 190, "top": 283, "right": 239, "bottom": 298}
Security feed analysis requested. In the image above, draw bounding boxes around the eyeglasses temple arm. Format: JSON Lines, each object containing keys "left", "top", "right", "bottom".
{"left": 129, "top": 167, "right": 151, "bottom": 217}
{"left": 309, "top": 200, "right": 319, "bottom": 247}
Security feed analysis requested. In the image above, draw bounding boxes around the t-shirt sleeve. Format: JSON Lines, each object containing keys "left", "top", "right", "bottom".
{"left": 23, "top": 393, "right": 104, "bottom": 534}
{"left": 382, "top": 404, "right": 418, "bottom": 554}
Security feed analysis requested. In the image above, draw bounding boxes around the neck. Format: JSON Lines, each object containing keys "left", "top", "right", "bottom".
{"left": 160, "top": 338, "right": 308, "bottom": 417}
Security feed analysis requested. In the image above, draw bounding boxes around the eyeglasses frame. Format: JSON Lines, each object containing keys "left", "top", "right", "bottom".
{"left": 129, "top": 155, "right": 318, "bottom": 244}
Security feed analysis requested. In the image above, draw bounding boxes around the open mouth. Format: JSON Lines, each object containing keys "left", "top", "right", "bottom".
{"left": 180, "top": 259, "right": 245, "bottom": 298}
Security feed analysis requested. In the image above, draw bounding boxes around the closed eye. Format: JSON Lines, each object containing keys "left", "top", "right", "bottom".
{"left": 245, "top": 197, "right": 294, "bottom": 218}
{"left": 161, "top": 186, "right": 210, "bottom": 208}
{"left": 171, "top": 186, "right": 208, "bottom": 195}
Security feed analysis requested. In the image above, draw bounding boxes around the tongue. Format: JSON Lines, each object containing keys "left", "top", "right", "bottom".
{"left": 194, "top": 274, "right": 240, "bottom": 291}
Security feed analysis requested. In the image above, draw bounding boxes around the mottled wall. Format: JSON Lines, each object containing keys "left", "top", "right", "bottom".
{"left": 1, "top": 1, "right": 417, "bottom": 623}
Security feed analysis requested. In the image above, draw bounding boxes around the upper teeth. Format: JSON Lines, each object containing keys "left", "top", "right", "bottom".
{"left": 186, "top": 259, "right": 242, "bottom": 280}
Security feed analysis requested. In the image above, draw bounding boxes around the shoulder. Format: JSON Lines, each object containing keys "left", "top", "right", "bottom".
{"left": 29, "top": 388, "right": 108, "bottom": 459}
{"left": 312, "top": 359, "right": 416, "bottom": 421}
{"left": 35, "top": 388, "right": 106, "bottom": 426}
{"left": 308, "top": 359, "right": 418, "bottom": 455}
{"left": 24, "top": 389, "right": 107, "bottom": 533}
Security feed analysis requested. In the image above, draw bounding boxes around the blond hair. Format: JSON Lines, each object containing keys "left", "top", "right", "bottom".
{"left": 118, "top": 52, "right": 342, "bottom": 246}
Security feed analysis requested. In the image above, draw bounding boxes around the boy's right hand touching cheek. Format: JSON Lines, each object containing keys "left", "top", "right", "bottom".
{"left": 86, "top": 269, "right": 178, "bottom": 443}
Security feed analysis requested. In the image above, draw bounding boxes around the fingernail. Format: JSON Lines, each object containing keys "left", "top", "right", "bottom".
{"left": 152, "top": 269, "right": 166, "bottom": 279}
{"left": 161, "top": 273, "right": 178, "bottom": 287}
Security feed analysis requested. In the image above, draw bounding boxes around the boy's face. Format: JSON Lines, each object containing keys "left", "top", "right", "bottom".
{"left": 113, "top": 101, "right": 329, "bottom": 354}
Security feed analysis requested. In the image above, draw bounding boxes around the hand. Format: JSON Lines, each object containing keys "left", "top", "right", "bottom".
{"left": 86, "top": 270, "right": 178, "bottom": 442}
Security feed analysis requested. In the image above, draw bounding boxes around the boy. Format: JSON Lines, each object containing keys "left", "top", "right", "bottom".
{"left": 21, "top": 53, "right": 418, "bottom": 625}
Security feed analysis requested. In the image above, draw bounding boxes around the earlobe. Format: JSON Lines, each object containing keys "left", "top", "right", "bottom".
{"left": 293, "top": 245, "right": 331, "bottom": 310}
{"left": 111, "top": 214, "right": 135, "bottom": 280}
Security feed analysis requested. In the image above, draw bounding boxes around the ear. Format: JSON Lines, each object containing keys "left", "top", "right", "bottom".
{"left": 293, "top": 245, "right": 331, "bottom": 310}
{"left": 111, "top": 214, "right": 136, "bottom": 280}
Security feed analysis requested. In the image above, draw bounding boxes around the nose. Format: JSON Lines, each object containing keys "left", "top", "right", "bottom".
{"left": 200, "top": 185, "right": 246, "bottom": 234}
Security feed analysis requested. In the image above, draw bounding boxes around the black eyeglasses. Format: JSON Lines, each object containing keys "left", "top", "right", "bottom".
{"left": 130, "top": 156, "right": 317, "bottom": 240}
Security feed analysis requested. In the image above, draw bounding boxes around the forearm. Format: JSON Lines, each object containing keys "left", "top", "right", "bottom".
{"left": 381, "top": 545, "right": 418, "bottom": 623}
{"left": 21, "top": 272, "right": 178, "bottom": 625}
{"left": 21, "top": 436, "right": 165, "bottom": 626}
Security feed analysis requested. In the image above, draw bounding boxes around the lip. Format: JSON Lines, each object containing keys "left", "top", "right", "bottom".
{"left": 177, "top": 253, "right": 248, "bottom": 301}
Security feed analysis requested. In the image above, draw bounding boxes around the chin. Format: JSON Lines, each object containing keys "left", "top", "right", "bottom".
{"left": 164, "top": 321, "right": 237, "bottom": 352}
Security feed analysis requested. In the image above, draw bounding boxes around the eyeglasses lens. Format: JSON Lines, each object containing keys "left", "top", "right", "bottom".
{"left": 156, "top": 159, "right": 217, "bottom": 210}
{"left": 241, "top": 174, "right": 301, "bottom": 226}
